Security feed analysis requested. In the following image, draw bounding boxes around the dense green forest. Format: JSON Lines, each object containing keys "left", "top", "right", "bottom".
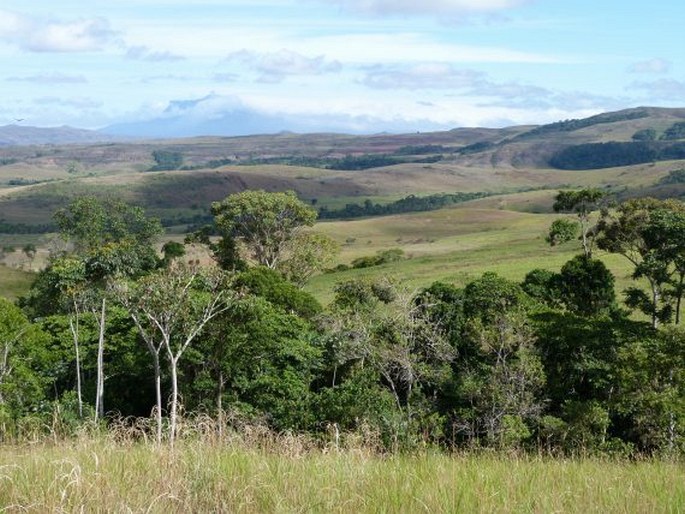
{"left": 2, "top": 189, "right": 685, "bottom": 456}
{"left": 513, "top": 110, "right": 650, "bottom": 141}
{"left": 550, "top": 141, "right": 685, "bottom": 169}
{"left": 317, "top": 192, "right": 489, "bottom": 219}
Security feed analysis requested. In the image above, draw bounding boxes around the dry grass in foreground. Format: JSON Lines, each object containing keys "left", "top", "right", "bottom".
{"left": 0, "top": 424, "right": 683, "bottom": 513}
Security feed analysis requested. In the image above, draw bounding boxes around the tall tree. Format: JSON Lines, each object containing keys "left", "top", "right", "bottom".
{"left": 53, "top": 196, "right": 163, "bottom": 419}
{"left": 211, "top": 190, "right": 317, "bottom": 269}
{"left": 276, "top": 232, "right": 340, "bottom": 287}
{"left": 321, "top": 278, "right": 454, "bottom": 442}
{"left": 456, "top": 272, "right": 545, "bottom": 447}
{"left": 551, "top": 189, "right": 608, "bottom": 258}
{"left": 0, "top": 298, "right": 49, "bottom": 416}
{"left": 115, "top": 262, "right": 232, "bottom": 444}
{"left": 597, "top": 198, "right": 685, "bottom": 328}
{"left": 35, "top": 257, "right": 89, "bottom": 417}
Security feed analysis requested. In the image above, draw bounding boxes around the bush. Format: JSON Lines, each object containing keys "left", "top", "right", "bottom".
{"left": 350, "top": 248, "right": 405, "bottom": 269}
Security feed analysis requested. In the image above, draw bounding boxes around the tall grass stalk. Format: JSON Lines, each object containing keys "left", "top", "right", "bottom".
{"left": 0, "top": 419, "right": 683, "bottom": 513}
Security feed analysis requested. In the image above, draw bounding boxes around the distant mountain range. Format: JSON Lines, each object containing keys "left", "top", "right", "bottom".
{"left": 2, "top": 105, "right": 685, "bottom": 150}
{"left": 0, "top": 124, "right": 123, "bottom": 146}
{"left": 1, "top": 105, "right": 685, "bottom": 229}
{"left": 101, "top": 94, "right": 450, "bottom": 139}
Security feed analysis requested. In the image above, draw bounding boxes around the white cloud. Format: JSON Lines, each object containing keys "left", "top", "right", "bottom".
{"left": 362, "top": 63, "right": 484, "bottom": 89}
{"left": 0, "top": 10, "right": 117, "bottom": 52}
{"left": 319, "top": 0, "right": 532, "bottom": 16}
{"left": 34, "top": 96, "right": 103, "bottom": 109}
{"left": 628, "top": 79, "right": 685, "bottom": 100}
{"left": 627, "top": 58, "right": 671, "bottom": 74}
{"left": 226, "top": 49, "right": 342, "bottom": 82}
{"left": 7, "top": 73, "right": 88, "bottom": 84}
{"left": 299, "top": 33, "right": 558, "bottom": 64}
{"left": 126, "top": 45, "right": 185, "bottom": 62}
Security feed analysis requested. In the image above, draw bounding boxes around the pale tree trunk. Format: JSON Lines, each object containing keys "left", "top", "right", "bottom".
{"left": 0, "top": 328, "right": 27, "bottom": 405}
{"left": 94, "top": 297, "right": 106, "bottom": 420}
{"left": 153, "top": 353, "right": 163, "bottom": 445}
{"left": 675, "top": 273, "right": 684, "bottom": 325}
{"left": 168, "top": 354, "right": 180, "bottom": 446}
{"left": 124, "top": 308, "right": 165, "bottom": 445}
{"left": 651, "top": 282, "right": 660, "bottom": 330}
{"left": 581, "top": 227, "right": 591, "bottom": 258}
{"left": 68, "top": 312, "right": 83, "bottom": 418}
{"left": 217, "top": 369, "right": 224, "bottom": 439}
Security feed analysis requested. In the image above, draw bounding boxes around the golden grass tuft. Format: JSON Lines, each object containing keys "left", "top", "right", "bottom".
{"left": 0, "top": 417, "right": 683, "bottom": 513}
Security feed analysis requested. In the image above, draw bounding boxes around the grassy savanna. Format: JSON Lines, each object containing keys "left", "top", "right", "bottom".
{"left": 0, "top": 265, "right": 34, "bottom": 301}
{"left": 0, "top": 197, "right": 639, "bottom": 305}
{"left": 0, "top": 151, "right": 682, "bottom": 226}
{"left": 0, "top": 437, "right": 683, "bottom": 513}
{"left": 307, "top": 203, "right": 635, "bottom": 304}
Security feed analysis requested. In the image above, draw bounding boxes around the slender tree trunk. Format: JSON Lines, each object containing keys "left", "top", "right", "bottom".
{"left": 169, "top": 356, "right": 179, "bottom": 445}
{"left": 651, "top": 284, "right": 660, "bottom": 330}
{"left": 668, "top": 368, "right": 676, "bottom": 453}
{"left": 68, "top": 314, "right": 83, "bottom": 418}
{"left": 582, "top": 230, "right": 590, "bottom": 258}
{"left": 95, "top": 297, "right": 106, "bottom": 420}
{"left": 676, "top": 273, "right": 684, "bottom": 325}
{"left": 217, "top": 369, "right": 224, "bottom": 439}
{"left": 153, "top": 353, "right": 162, "bottom": 445}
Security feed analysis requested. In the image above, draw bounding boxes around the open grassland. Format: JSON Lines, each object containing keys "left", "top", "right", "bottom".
{"left": 0, "top": 438, "right": 683, "bottom": 513}
{"left": 307, "top": 204, "right": 635, "bottom": 304}
{"left": 0, "top": 154, "right": 682, "bottom": 226}
{"left": 0, "top": 200, "right": 640, "bottom": 305}
{"left": 0, "top": 265, "right": 34, "bottom": 301}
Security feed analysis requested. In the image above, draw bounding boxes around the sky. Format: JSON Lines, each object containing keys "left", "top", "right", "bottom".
{"left": 1, "top": 0, "right": 684, "bottom": 135}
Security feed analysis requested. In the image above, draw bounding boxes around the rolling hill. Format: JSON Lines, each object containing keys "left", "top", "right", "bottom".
{"left": 0, "top": 106, "right": 683, "bottom": 231}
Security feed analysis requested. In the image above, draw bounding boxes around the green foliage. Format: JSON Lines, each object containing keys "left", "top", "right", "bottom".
{"left": 327, "top": 154, "right": 402, "bottom": 170}
{"left": 512, "top": 110, "right": 649, "bottom": 142}
{"left": 454, "top": 273, "right": 545, "bottom": 448}
{"left": 149, "top": 150, "right": 183, "bottom": 171}
{"left": 212, "top": 190, "right": 317, "bottom": 269}
{"left": 332, "top": 277, "right": 397, "bottom": 311}
{"left": 552, "top": 188, "right": 607, "bottom": 258}
{"left": 546, "top": 218, "right": 580, "bottom": 246}
{"left": 456, "top": 140, "right": 496, "bottom": 155}
{"left": 659, "top": 168, "right": 685, "bottom": 185}
{"left": 463, "top": 272, "right": 526, "bottom": 323}
{"left": 553, "top": 188, "right": 607, "bottom": 215}
{"left": 235, "top": 267, "right": 322, "bottom": 320}
{"left": 550, "top": 141, "right": 685, "bottom": 170}
{"left": 414, "top": 281, "right": 465, "bottom": 348}
{"left": 53, "top": 196, "right": 163, "bottom": 280}
{"left": 660, "top": 122, "right": 685, "bottom": 141}
{"left": 521, "top": 269, "right": 562, "bottom": 309}
{"left": 185, "top": 225, "right": 246, "bottom": 272}
{"left": 632, "top": 128, "right": 657, "bottom": 141}
{"left": 598, "top": 198, "right": 685, "bottom": 327}
{"left": 0, "top": 298, "right": 50, "bottom": 419}
{"left": 318, "top": 192, "right": 489, "bottom": 220}
{"left": 557, "top": 256, "right": 617, "bottom": 317}
{"left": 8, "top": 188, "right": 685, "bottom": 456}
{"left": 314, "top": 368, "right": 397, "bottom": 430}
{"left": 229, "top": 152, "right": 442, "bottom": 170}
{"left": 350, "top": 248, "right": 405, "bottom": 269}
{"left": 188, "top": 296, "right": 320, "bottom": 430}
{"left": 614, "top": 327, "right": 685, "bottom": 453}
{"left": 394, "top": 144, "right": 447, "bottom": 155}
{"left": 160, "top": 241, "right": 185, "bottom": 268}
{"left": 276, "top": 232, "right": 340, "bottom": 287}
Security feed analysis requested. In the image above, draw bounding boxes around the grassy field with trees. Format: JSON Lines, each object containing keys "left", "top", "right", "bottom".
{"left": 1, "top": 435, "right": 684, "bottom": 512}
{"left": 2, "top": 108, "right": 685, "bottom": 509}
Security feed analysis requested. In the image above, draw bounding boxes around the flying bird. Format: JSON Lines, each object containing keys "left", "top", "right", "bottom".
{"left": 14, "top": 118, "right": 25, "bottom": 122}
